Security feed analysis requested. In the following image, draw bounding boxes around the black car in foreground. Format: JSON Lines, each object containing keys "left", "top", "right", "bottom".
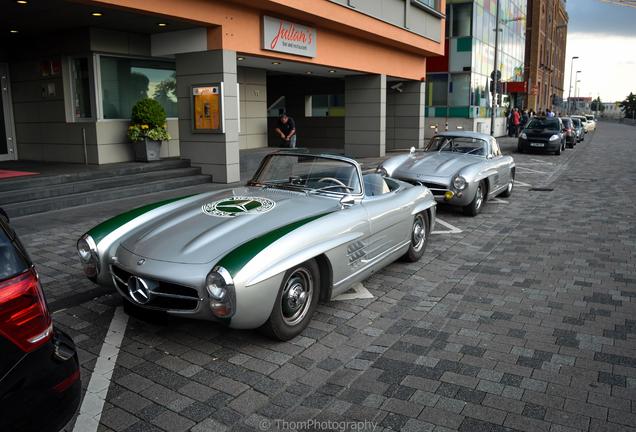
{"left": 517, "top": 117, "right": 566, "bottom": 155}
{"left": 0, "top": 208, "right": 81, "bottom": 432}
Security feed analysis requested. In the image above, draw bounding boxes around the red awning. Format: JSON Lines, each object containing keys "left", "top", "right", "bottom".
{"left": 502, "top": 81, "right": 527, "bottom": 93}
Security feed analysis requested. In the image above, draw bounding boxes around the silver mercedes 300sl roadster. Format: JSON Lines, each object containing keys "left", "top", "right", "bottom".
{"left": 77, "top": 152, "right": 436, "bottom": 340}
{"left": 377, "top": 131, "right": 515, "bottom": 216}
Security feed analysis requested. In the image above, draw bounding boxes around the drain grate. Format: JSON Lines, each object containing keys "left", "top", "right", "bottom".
{"left": 529, "top": 187, "right": 554, "bottom": 192}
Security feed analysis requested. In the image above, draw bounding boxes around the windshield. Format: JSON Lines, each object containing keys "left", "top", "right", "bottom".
{"left": 526, "top": 118, "right": 560, "bottom": 131}
{"left": 425, "top": 136, "right": 487, "bottom": 156}
{"left": 586, "top": 116, "right": 594, "bottom": 121}
{"left": 251, "top": 154, "right": 362, "bottom": 195}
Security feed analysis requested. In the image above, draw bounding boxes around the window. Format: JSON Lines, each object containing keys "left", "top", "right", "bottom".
{"left": 99, "top": 56, "right": 176, "bottom": 119}
{"left": 71, "top": 58, "right": 92, "bottom": 119}
{"left": 449, "top": 74, "right": 470, "bottom": 107}
{"left": 426, "top": 74, "right": 448, "bottom": 106}
{"left": 452, "top": 3, "right": 472, "bottom": 37}
{"left": 413, "top": 0, "right": 437, "bottom": 10}
{"left": 305, "top": 94, "right": 345, "bottom": 117}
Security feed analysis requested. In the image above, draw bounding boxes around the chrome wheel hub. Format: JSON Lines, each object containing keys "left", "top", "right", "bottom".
{"left": 476, "top": 186, "right": 483, "bottom": 209}
{"left": 412, "top": 216, "right": 426, "bottom": 252}
{"left": 281, "top": 269, "right": 313, "bottom": 326}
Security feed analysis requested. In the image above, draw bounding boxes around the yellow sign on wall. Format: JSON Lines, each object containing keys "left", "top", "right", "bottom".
{"left": 192, "top": 84, "right": 223, "bottom": 132}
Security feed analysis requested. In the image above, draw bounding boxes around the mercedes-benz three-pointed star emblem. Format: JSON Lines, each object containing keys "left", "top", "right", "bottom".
{"left": 127, "top": 276, "right": 151, "bottom": 305}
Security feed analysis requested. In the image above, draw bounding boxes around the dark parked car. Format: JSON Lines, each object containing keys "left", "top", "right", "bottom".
{"left": 0, "top": 208, "right": 81, "bottom": 432}
{"left": 571, "top": 117, "right": 585, "bottom": 143}
{"left": 517, "top": 117, "right": 566, "bottom": 155}
{"left": 560, "top": 117, "right": 577, "bottom": 148}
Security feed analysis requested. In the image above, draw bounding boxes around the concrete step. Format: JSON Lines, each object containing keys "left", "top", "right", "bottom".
{"left": 4, "top": 175, "right": 211, "bottom": 218}
{"left": 0, "top": 159, "right": 191, "bottom": 192}
{"left": 0, "top": 167, "right": 202, "bottom": 205}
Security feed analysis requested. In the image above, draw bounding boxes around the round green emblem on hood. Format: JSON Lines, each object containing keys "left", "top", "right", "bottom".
{"left": 202, "top": 196, "right": 276, "bottom": 217}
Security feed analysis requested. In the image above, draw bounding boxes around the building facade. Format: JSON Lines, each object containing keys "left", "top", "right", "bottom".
{"left": 524, "top": 0, "right": 568, "bottom": 113}
{"left": 0, "top": 0, "right": 445, "bottom": 182}
{"left": 425, "top": 0, "right": 527, "bottom": 137}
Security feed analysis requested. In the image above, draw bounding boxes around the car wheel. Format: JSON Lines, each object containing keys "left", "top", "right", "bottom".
{"left": 261, "top": 260, "right": 320, "bottom": 341}
{"left": 403, "top": 212, "right": 430, "bottom": 262}
{"left": 500, "top": 170, "right": 515, "bottom": 198}
{"left": 463, "top": 180, "right": 485, "bottom": 217}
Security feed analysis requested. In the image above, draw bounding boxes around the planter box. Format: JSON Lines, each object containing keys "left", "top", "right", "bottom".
{"left": 134, "top": 138, "right": 162, "bottom": 162}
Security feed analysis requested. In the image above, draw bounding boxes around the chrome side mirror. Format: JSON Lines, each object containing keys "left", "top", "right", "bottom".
{"left": 339, "top": 195, "right": 357, "bottom": 209}
{"left": 409, "top": 146, "right": 416, "bottom": 155}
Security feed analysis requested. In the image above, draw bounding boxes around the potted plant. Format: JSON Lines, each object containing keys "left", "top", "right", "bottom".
{"left": 127, "top": 98, "right": 171, "bottom": 162}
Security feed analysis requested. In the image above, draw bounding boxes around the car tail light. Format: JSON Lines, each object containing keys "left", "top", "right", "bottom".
{"left": 0, "top": 269, "right": 52, "bottom": 352}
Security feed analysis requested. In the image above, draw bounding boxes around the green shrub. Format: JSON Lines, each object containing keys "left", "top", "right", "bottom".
{"left": 131, "top": 98, "right": 166, "bottom": 128}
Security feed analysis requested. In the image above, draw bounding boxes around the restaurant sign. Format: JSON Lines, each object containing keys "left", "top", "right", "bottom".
{"left": 262, "top": 15, "right": 317, "bottom": 58}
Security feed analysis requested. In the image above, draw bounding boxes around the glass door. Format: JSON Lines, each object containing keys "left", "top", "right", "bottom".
{"left": 0, "top": 63, "right": 17, "bottom": 161}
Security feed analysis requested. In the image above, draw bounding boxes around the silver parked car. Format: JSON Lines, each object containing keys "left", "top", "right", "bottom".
{"left": 77, "top": 152, "right": 436, "bottom": 340}
{"left": 378, "top": 131, "right": 515, "bottom": 216}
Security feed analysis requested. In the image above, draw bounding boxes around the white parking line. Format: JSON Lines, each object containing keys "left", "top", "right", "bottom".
{"left": 432, "top": 217, "right": 463, "bottom": 235}
{"left": 529, "top": 158, "right": 554, "bottom": 164}
{"left": 490, "top": 198, "right": 509, "bottom": 204}
{"left": 334, "top": 282, "right": 374, "bottom": 301}
{"left": 516, "top": 166, "right": 549, "bottom": 174}
{"left": 72, "top": 306, "right": 128, "bottom": 432}
{"left": 514, "top": 180, "right": 532, "bottom": 188}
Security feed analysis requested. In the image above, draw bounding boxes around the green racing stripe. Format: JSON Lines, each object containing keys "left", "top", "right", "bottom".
{"left": 217, "top": 212, "right": 332, "bottom": 277}
{"left": 87, "top": 195, "right": 195, "bottom": 244}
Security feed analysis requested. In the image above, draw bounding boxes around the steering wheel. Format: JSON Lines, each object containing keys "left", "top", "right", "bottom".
{"left": 316, "top": 177, "right": 354, "bottom": 192}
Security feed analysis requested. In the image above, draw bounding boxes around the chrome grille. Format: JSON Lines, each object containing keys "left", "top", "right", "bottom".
{"left": 111, "top": 265, "right": 200, "bottom": 311}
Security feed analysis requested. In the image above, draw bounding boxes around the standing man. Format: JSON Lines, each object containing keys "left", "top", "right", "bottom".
{"left": 512, "top": 108, "right": 521, "bottom": 137}
{"left": 275, "top": 113, "right": 297, "bottom": 148}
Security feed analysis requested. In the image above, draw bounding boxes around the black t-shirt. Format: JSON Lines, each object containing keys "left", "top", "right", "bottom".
{"left": 277, "top": 117, "right": 296, "bottom": 136}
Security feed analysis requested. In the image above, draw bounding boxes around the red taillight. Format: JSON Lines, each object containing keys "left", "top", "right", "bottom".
{"left": 0, "top": 269, "right": 52, "bottom": 352}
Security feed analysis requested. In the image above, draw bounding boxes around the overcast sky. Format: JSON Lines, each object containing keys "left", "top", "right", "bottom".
{"left": 564, "top": 0, "right": 636, "bottom": 102}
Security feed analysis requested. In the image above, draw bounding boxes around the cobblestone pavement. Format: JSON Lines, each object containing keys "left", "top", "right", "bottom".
{"left": 10, "top": 121, "right": 636, "bottom": 432}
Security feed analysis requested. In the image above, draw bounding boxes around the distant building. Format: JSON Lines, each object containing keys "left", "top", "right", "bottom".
{"left": 425, "top": 0, "right": 527, "bottom": 137}
{"left": 569, "top": 97, "right": 592, "bottom": 114}
{"left": 601, "top": 102, "right": 622, "bottom": 118}
{"left": 524, "top": 0, "right": 568, "bottom": 113}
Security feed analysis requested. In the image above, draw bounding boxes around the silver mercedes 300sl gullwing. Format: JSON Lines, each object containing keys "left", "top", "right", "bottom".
{"left": 77, "top": 152, "right": 436, "bottom": 340}
{"left": 377, "top": 131, "right": 515, "bottom": 216}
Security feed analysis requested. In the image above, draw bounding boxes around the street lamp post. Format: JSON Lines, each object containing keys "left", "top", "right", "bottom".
{"left": 573, "top": 71, "right": 582, "bottom": 112}
{"left": 567, "top": 56, "right": 579, "bottom": 114}
{"left": 574, "top": 79, "right": 581, "bottom": 112}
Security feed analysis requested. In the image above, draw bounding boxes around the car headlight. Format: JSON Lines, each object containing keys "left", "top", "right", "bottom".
{"left": 520, "top": 132, "right": 527, "bottom": 140}
{"left": 376, "top": 167, "right": 388, "bottom": 177}
{"left": 205, "top": 267, "right": 235, "bottom": 318}
{"left": 77, "top": 235, "right": 99, "bottom": 278}
{"left": 453, "top": 176, "right": 467, "bottom": 191}
{"left": 549, "top": 134, "right": 560, "bottom": 141}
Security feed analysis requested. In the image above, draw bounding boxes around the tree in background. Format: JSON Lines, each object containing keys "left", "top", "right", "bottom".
{"left": 619, "top": 92, "right": 636, "bottom": 119}
{"left": 591, "top": 97, "right": 605, "bottom": 113}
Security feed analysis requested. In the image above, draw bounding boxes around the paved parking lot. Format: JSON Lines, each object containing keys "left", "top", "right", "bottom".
{"left": 12, "top": 121, "right": 636, "bottom": 432}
